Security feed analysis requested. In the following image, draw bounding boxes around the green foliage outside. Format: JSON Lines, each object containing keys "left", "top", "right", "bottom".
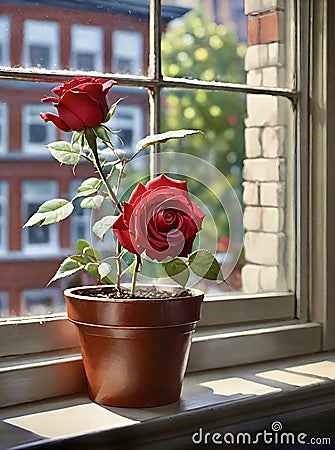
{"left": 161, "top": 11, "right": 247, "bottom": 244}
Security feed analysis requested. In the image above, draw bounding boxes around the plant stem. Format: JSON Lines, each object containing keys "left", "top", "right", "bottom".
{"left": 130, "top": 254, "right": 142, "bottom": 297}
{"left": 91, "top": 143, "right": 123, "bottom": 214}
{"left": 116, "top": 241, "right": 122, "bottom": 292}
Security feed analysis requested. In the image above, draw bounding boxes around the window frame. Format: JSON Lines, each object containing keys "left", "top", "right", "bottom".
{"left": 23, "top": 19, "right": 59, "bottom": 70}
{"left": 71, "top": 24, "right": 103, "bottom": 72}
{"left": 0, "top": 0, "right": 334, "bottom": 407}
{"left": 0, "top": 102, "right": 8, "bottom": 154}
{"left": 112, "top": 30, "right": 144, "bottom": 75}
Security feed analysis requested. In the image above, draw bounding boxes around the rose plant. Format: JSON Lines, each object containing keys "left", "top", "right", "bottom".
{"left": 24, "top": 77, "right": 223, "bottom": 296}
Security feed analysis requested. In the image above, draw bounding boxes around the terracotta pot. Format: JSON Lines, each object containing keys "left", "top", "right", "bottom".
{"left": 64, "top": 285, "right": 204, "bottom": 408}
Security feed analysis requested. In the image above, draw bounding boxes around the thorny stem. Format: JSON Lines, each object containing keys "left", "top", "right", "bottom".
{"left": 130, "top": 254, "right": 142, "bottom": 297}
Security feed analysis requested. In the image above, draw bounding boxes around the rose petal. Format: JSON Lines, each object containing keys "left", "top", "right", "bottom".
{"left": 40, "top": 112, "right": 70, "bottom": 132}
{"left": 146, "top": 174, "right": 188, "bottom": 192}
{"left": 56, "top": 102, "right": 85, "bottom": 131}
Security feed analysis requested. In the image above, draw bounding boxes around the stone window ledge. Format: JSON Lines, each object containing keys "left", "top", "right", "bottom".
{"left": 1, "top": 351, "right": 335, "bottom": 449}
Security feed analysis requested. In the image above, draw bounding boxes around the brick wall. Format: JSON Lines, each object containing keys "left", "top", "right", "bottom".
{"left": 241, "top": 0, "right": 288, "bottom": 294}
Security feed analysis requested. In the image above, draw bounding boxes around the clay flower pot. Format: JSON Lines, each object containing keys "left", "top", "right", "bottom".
{"left": 64, "top": 285, "right": 204, "bottom": 408}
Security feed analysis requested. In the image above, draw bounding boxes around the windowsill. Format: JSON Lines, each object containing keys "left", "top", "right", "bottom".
{"left": 1, "top": 351, "right": 335, "bottom": 449}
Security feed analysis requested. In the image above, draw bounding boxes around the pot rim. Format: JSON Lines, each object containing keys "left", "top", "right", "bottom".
{"left": 64, "top": 284, "right": 204, "bottom": 304}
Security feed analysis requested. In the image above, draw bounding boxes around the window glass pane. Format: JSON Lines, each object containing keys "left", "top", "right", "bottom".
{"left": 23, "top": 20, "right": 59, "bottom": 69}
{"left": 1, "top": 2, "right": 151, "bottom": 76}
{"left": 161, "top": 89, "right": 295, "bottom": 295}
{"left": 162, "top": 0, "right": 295, "bottom": 88}
{"left": 71, "top": 25, "right": 103, "bottom": 71}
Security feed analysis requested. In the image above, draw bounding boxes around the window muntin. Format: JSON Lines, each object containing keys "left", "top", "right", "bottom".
{"left": 22, "top": 180, "right": 58, "bottom": 252}
{"left": 112, "top": 30, "right": 143, "bottom": 75}
{"left": 23, "top": 20, "right": 59, "bottom": 69}
{"left": 71, "top": 25, "right": 103, "bottom": 72}
{"left": 0, "top": 15, "right": 10, "bottom": 67}
{"left": 23, "top": 104, "right": 56, "bottom": 153}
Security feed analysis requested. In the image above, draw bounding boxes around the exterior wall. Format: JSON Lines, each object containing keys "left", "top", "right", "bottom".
{"left": 241, "top": 0, "right": 289, "bottom": 294}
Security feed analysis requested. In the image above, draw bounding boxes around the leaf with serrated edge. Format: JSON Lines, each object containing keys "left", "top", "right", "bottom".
{"left": 189, "top": 249, "right": 222, "bottom": 281}
{"left": 93, "top": 215, "right": 117, "bottom": 241}
{"left": 164, "top": 258, "right": 190, "bottom": 287}
{"left": 23, "top": 199, "right": 74, "bottom": 227}
{"left": 47, "top": 141, "right": 81, "bottom": 165}
{"left": 136, "top": 129, "right": 203, "bottom": 151}
{"left": 48, "top": 257, "right": 83, "bottom": 285}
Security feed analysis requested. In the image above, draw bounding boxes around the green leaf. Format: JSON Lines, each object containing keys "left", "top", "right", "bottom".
{"left": 98, "top": 262, "right": 112, "bottom": 279}
{"left": 164, "top": 257, "right": 190, "bottom": 287}
{"left": 48, "top": 257, "right": 83, "bottom": 285}
{"left": 23, "top": 199, "right": 74, "bottom": 227}
{"left": 76, "top": 239, "right": 90, "bottom": 254}
{"left": 70, "top": 254, "right": 87, "bottom": 265}
{"left": 92, "top": 215, "right": 117, "bottom": 241}
{"left": 71, "top": 131, "right": 84, "bottom": 145}
{"left": 189, "top": 249, "right": 222, "bottom": 281}
{"left": 93, "top": 125, "right": 111, "bottom": 143}
{"left": 73, "top": 177, "right": 101, "bottom": 199}
{"left": 80, "top": 195, "right": 104, "bottom": 209}
{"left": 103, "top": 97, "right": 126, "bottom": 122}
{"left": 85, "top": 128, "right": 98, "bottom": 155}
{"left": 47, "top": 141, "right": 81, "bottom": 165}
{"left": 136, "top": 129, "right": 203, "bottom": 151}
{"left": 85, "top": 262, "right": 100, "bottom": 281}
{"left": 83, "top": 247, "right": 103, "bottom": 262}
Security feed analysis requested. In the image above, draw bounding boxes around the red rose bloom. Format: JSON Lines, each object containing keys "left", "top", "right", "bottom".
{"left": 113, "top": 174, "right": 205, "bottom": 262}
{"left": 40, "top": 77, "right": 117, "bottom": 132}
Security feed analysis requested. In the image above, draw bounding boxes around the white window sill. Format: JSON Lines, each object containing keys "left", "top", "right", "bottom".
{"left": 1, "top": 351, "right": 335, "bottom": 449}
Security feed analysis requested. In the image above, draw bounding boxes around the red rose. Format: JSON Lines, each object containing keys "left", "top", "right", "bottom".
{"left": 113, "top": 174, "right": 205, "bottom": 262}
{"left": 40, "top": 77, "right": 117, "bottom": 132}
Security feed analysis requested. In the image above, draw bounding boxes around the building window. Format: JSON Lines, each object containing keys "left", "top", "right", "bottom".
{"left": 70, "top": 180, "right": 91, "bottom": 246}
{"left": 0, "top": 102, "right": 8, "bottom": 153}
{"left": 0, "top": 181, "right": 8, "bottom": 252}
{"left": 71, "top": 25, "right": 103, "bottom": 71}
{"left": 23, "top": 20, "right": 59, "bottom": 69}
{"left": 106, "top": 105, "right": 143, "bottom": 154}
{"left": 112, "top": 30, "right": 143, "bottom": 75}
{"left": 22, "top": 180, "right": 58, "bottom": 252}
{"left": 21, "top": 289, "right": 64, "bottom": 316}
{"left": 0, "top": 16, "right": 10, "bottom": 67}
{"left": 23, "top": 104, "right": 56, "bottom": 153}
{"left": 0, "top": 291, "right": 9, "bottom": 318}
